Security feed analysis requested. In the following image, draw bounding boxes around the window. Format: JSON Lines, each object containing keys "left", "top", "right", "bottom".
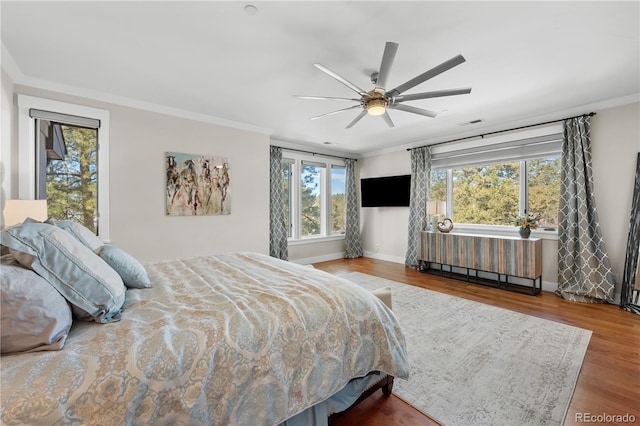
{"left": 433, "top": 156, "right": 561, "bottom": 230}
{"left": 301, "top": 162, "right": 323, "bottom": 237}
{"left": 330, "top": 166, "right": 346, "bottom": 235}
{"left": 39, "top": 123, "right": 99, "bottom": 232}
{"left": 17, "top": 95, "right": 110, "bottom": 239}
{"left": 282, "top": 151, "right": 346, "bottom": 241}
{"left": 429, "top": 125, "right": 563, "bottom": 232}
{"left": 452, "top": 161, "right": 520, "bottom": 226}
{"left": 527, "top": 155, "right": 561, "bottom": 228}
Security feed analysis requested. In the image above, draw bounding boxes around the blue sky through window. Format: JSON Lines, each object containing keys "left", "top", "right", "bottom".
{"left": 331, "top": 167, "right": 345, "bottom": 194}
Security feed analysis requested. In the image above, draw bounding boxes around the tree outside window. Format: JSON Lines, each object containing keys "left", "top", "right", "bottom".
{"left": 528, "top": 156, "right": 561, "bottom": 228}
{"left": 45, "top": 125, "right": 98, "bottom": 233}
{"left": 301, "top": 164, "right": 322, "bottom": 236}
{"left": 433, "top": 155, "right": 560, "bottom": 229}
{"left": 452, "top": 162, "right": 520, "bottom": 226}
{"left": 331, "top": 166, "right": 346, "bottom": 235}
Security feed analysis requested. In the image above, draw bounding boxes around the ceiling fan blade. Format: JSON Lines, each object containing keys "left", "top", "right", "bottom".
{"left": 294, "top": 95, "right": 361, "bottom": 102}
{"left": 310, "top": 105, "right": 361, "bottom": 121}
{"left": 345, "top": 110, "right": 367, "bottom": 129}
{"left": 388, "top": 54, "right": 467, "bottom": 97}
{"left": 314, "top": 63, "right": 368, "bottom": 96}
{"left": 382, "top": 111, "right": 395, "bottom": 128}
{"left": 375, "top": 42, "right": 398, "bottom": 91}
{"left": 391, "top": 103, "right": 438, "bottom": 118}
{"left": 393, "top": 87, "right": 472, "bottom": 102}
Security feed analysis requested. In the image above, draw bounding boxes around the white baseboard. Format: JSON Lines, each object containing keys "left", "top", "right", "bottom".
{"left": 290, "top": 252, "right": 345, "bottom": 265}
{"left": 363, "top": 251, "right": 406, "bottom": 264}
{"left": 541, "top": 281, "right": 557, "bottom": 293}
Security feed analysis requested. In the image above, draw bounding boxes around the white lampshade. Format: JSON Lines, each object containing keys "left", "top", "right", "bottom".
{"left": 427, "top": 201, "right": 446, "bottom": 216}
{"left": 3, "top": 200, "right": 48, "bottom": 227}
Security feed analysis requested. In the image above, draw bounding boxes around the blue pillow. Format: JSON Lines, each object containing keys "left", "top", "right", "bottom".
{"left": 99, "top": 244, "right": 151, "bottom": 289}
{"left": 53, "top": 219, "right": 104, "bottom": 252}
{"left": 0, "top": 222, "right": 125, "bottom": 323}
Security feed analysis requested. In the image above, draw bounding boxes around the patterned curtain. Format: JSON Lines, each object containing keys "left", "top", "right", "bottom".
{"left": 344, "top": 159, "right": 363, "bottom": 258}
{"left": 269, "top": 146, "right": 288, "bottom": 260}
{"left": 621, "top": 153, "right": 640, "bottom": 314}
{"left": 405, "top": 146, "right": 431, "bottom": 268}
{"left": 556, "top": 116, "right": 615, "bottom": 303}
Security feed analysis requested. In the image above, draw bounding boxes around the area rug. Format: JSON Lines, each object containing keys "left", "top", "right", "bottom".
{"left": 339, "top": 272, "right": 592, "bottom": 426}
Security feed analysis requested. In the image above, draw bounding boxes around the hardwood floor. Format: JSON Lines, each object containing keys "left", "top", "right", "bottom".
{"left": 318, "top": 257, "right": 640, "bottom": 426}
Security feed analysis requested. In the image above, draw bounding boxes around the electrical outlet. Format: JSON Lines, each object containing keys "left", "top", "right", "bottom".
{"left": 375, "top": 244, "right": 380, "bottom": 252}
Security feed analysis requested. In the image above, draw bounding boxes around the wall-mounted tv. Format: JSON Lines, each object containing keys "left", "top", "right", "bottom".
{"left": 360, "top": 175, "right": 411, "bottom": 207}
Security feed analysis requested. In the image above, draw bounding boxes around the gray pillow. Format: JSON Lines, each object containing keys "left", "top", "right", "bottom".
{"left": 53, "top": 219, "right": 105, "bottom": 252}
{"left": 99, "top": 244, "right": 151, "bottom": 289}
{"left": 1, "top": 263, "right": 73, "bottom": 354}
{"left": 0, "top": 222, "right": 125, "bottom": 323}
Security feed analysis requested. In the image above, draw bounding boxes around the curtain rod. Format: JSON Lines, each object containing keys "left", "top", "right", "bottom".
{"left": 407, "top": 112, "right": 597, "bottom": 151}
{"left": 276, "top": 146, "right": 358, "bottom": 161}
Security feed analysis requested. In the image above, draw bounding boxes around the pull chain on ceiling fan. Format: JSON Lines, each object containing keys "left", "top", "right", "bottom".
{"left": 294, "top": 42, "right": 472, "bottom": 129}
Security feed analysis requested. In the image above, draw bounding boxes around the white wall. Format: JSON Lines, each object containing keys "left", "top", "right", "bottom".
{"left": 359, "top": 149, "right": 411, "bottom": 264}
{"left": 359, "top": 102, "right": 640, "bottom": 292}
{"left": 0, "top": 68, "right": 17, "bottom": 220}
{"left": 591, "top": 102, "right": 640, "bottom": 281}
{"left": 4, "top": 85, "right": 271, "bottom": 262}
{"left": 288, "top": 239, "right": 345, "bottom": 264}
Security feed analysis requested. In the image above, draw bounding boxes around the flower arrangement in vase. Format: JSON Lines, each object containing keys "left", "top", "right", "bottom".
{"left": 514, "top": 214, "right": 540, "bottom": 239}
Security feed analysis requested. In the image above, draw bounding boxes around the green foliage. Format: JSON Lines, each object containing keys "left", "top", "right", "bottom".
{"left": 46, "top": 125, "right": 97, "bottom": 232}
{"left": 452, "top": 162, "right": 520, "bottom": 225}
{"left": 431, "top": 169, "right": 447, "bottom": 207}
{"left": 331, "top": 193, "right": 345, "bottom": 234}
{"left": 432, "top": 156, "right": 561, "bottom": 228}
{"left": 301, "top": 165, "right": 320, "bottom": 236}
{"left": 527, "top": 157, "right": 561, "bottom": 227}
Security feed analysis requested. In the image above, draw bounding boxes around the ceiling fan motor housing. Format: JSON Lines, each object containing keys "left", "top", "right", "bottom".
{"left": 365, "top": 91, "right": 387, "bottom": 116}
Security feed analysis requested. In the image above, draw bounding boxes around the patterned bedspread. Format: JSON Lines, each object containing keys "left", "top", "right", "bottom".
{"left": 1, "top": 252, "right": 409, "bottom": 425}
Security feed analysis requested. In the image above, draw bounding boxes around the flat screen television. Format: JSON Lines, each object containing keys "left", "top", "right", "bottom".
{"left": 360, "top": 175, "right": 411, "bottom": 207}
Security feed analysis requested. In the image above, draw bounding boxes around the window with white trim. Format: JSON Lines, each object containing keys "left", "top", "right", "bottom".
{"left": 430, "top": 125, "right": 562, "bottom": 230}
{"left": 17, "top": 95, "right": 110, "bottom": 239}
{"left": 282, "top": 151, "right": 346, "bottom": 241}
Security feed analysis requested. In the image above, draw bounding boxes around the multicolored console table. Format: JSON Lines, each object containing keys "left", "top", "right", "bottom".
{"left": 418, "top": 231, "right": 542, "bottom": 295}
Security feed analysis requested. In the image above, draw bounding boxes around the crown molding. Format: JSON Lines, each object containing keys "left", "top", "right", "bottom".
{"left": 1, "top": 43, "right": 24, "bottom": 83}
{"left": 359, "top": 92, "right": 640, "bottom": 158}
{"left": 1, "top": 43, "right": 273, "bottom": 136}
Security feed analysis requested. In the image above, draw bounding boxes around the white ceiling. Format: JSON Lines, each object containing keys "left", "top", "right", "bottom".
{"left": 2, "top": 1, "right": 639, "bottom": 156}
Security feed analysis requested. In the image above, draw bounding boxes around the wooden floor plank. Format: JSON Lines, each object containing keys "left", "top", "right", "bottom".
{"left": 319, "top": 257, "right": 640, "bottom": 426}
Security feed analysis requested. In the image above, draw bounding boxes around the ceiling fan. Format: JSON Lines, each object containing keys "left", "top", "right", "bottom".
{"left": 294, "top": 42, "right": 471, "bottom": 129}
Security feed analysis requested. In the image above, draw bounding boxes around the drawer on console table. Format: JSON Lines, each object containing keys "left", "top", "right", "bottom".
{"left": 418, "top": 231, "right": 542, "bottom": 279}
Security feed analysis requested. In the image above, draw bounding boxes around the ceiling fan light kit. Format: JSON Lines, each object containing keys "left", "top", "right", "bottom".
{"left": 365, "top": 96, "right": 387, "bottom": 116}
{"left": 295, "top": 42, "right": 472, "bottom": 129}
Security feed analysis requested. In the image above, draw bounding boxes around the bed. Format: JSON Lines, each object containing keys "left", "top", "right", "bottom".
{"left": 0, "top": 220, "right": 410, "bottom": 425}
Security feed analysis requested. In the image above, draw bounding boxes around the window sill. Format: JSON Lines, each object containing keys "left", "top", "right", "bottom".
{"left": 443, "top": 224, "right": 559, "bottom": 241}
{"left": 288, "top": 235, "right": 345, "bottom": 246}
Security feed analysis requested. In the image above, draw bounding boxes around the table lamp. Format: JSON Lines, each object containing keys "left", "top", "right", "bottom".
{"left": 3, "top": 200, "right": 48, "bottom": 227}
